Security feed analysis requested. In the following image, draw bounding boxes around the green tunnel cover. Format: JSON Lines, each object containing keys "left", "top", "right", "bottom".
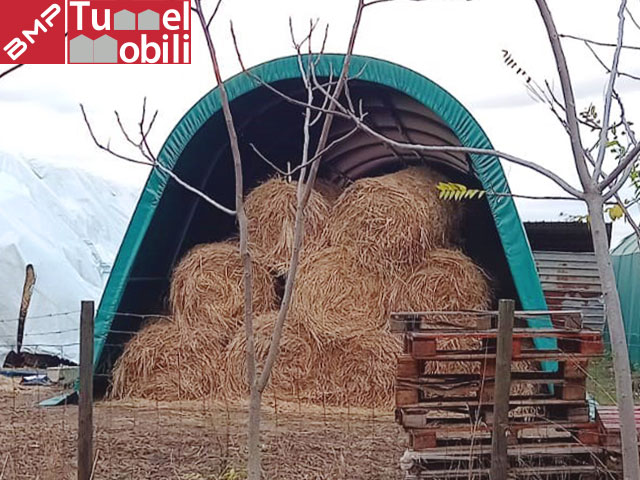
{"left": 93, "top": 54, "right": 554, "bottom": 374}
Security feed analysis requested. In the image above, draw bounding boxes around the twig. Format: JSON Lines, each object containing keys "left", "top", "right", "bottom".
{"left": 559, "top": 33, "right": 640, "bottom": 51}
{"left": 594, "top": 0, "right": 628, "bottom": 179}
{"left": 0, "top": 64, "right": 24, "bottom": 81}
{"left": 206, "top": 0, "right": 224, "bottom": 29}
{"left": 80, "top": 103, "right": 236, "bottom": 215}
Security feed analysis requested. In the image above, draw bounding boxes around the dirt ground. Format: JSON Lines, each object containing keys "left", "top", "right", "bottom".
{"left": 0, "top": 376, "right": 406, "bottom": 479}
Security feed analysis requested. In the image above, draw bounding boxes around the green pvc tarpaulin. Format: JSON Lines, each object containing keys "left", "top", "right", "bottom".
{"left": 612, "top": 233, "right": 640, "bottom": 365}
{"left": 89, "top": 54, "right": 556, "bottom": 381}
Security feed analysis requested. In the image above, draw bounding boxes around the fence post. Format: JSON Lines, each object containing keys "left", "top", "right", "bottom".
{"left": 490, "top": 299, "right": 514, "bottom": 480}
{"left": 78, "top": 300, "right": 94, "bottom": 480}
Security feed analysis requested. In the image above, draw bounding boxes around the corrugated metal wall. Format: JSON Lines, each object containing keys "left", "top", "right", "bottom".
{"left": 533, "top": 251, "right": 606, "bottom": 331}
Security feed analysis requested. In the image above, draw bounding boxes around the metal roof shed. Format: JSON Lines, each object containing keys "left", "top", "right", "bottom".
{"left": 91, "top": 54, "right": 555, "bottom": 388}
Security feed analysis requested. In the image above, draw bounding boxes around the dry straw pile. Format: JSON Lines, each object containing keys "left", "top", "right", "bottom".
{"left": 111, "top": 166, "right": 510, "bottom": 408}
{"left": 326, "top": 167, "right": 458, "bottom": 278}
{"left": 111, "top": 317, "right": 224, "bottom": 400}
{"left": 245, "top": 177, "right": 331, "bottom": 275}
{"left": 169, "top": 241, "right": 277, "bottom": 342}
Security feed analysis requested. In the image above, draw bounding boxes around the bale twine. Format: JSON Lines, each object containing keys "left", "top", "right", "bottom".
{"left": 303, "top": 331, "right": 402, "bottom": 408}
{"left": 169, "top": 242, "right": 276, "bottom": 342}
{"left": 110, "top": 317, "right": 224, "bottom": 401}
{"left": 221, "top": 311, "right": 320, "bottom": 401}
{"left": 245, "top": 177, "right": 331, "bottom": 275}
{"left": 290, "top": 246, "right": 389, "bottom": 339}
{"left": 325, "top": 167, "right": 458, "bottom": 277}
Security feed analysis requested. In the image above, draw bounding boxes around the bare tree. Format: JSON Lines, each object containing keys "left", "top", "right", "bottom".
{"left": 290, "top": 0, "right": 640, "bottom": 476}
{"left": 81, "top": 1, "right": 368, "bottom": 477}
{"left": 82, "top": 0, "right": 640, "bottom": 477}
{"left": 191, "top": 1, "right": 371, "bottom": 477}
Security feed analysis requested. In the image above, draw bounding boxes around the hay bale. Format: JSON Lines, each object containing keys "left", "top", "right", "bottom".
{"left": 389, "top": 248, "right": 491, "bottom": 327}
{"left": 110, "top": 317, "right": 224, "bottom": 400}
{"left": 325, "top": 167, "right": 458, "bottom": 277}
{"left": 303, "top": 331, "right": 402, "bottom": 408}
{"left": 290, "top": 246, "right": 389, "bottom": 339}
{"left": 221, "top": 311, "right": 321, "bottom": 400}
{"left": 169, "top": 242, "right": 276, "bottom": 341}
{"left": 245, "top": 177, "right": 331, "bottom": 275}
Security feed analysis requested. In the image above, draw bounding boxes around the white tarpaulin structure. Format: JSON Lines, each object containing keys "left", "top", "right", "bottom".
{"left": 0, "top": 152, "right": 138, "bottom": 365}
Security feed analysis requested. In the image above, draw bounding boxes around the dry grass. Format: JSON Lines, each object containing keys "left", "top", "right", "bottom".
{"left": 245, "top": 177, "right": 331, "bottom": 275}
{"left": 110, "top": 318, "right": 225, "bottom": 401}
{"left": 326, "top": 167, "right": 459, "bottom": 278}
{"left": 169, "top": 242, "right": 276, "bottom": 341}
{"left": 115, "top": 168, "right": 496, "bottom": 411}
{"left": 0, "top": 378, "right": 405, "bottom": 480}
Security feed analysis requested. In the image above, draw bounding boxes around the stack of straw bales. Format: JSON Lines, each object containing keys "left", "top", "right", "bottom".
{"left": 111, "top": 168, "right": 503, "bottom": 408}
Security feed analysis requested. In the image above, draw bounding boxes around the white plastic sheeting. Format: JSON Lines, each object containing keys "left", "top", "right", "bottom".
{"left": 0, "top": 152, "right": 139, "bottom": 365}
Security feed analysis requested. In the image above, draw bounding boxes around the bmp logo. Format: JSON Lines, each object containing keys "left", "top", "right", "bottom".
{"left": 68, "top": 1, "right": 191, "bottom": 64}
{"left": 0, "top": 1, "right": 65, "bottom": 64}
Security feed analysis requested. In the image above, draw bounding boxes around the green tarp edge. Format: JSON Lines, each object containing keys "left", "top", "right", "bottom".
{"left": 612, "top": 234, "right": 640, "bottom": 365}
{"left": 93, "top": 54, "right": 555, "bottom": 375}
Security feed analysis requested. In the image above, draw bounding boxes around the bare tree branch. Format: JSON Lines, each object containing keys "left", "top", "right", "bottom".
{"left": 559, "top": 33, "right": 640, "bottom": 51}
{"left": 256, "top": 0, "right": 367, "bottom": 394}
{"left": 594, "top": 0, "right": 628, "bottom": 179}
{"left": 81, "top": 103, "right": 236, "bottom": 215}
{"left": 534, "top": 0, "right": 592, "bottom": 189}
{"left": 206, "top": 0, "right": 224, "bottom": 29}
{"left": 0, "top": 64, "right": 24, "bottom": 81}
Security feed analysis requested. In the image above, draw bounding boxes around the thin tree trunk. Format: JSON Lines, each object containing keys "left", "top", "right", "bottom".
{"left": 247, "top": 387, "right": 262, "bottom": 479}
{"left": 587, "top": 195, "right": 639, "bottom": 480}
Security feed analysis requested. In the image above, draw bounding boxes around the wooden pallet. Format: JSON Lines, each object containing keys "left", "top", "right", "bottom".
{"left": 393, "top": 310, "right": 605, "bottom": 479}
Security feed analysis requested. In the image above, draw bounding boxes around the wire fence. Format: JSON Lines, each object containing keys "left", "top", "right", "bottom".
{"left": 0, "top": 306, "right": 629, "bottom": 479}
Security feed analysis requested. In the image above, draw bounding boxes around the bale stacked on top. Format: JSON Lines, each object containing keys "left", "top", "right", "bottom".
{"left": 169, "top": 242, "right": 277, "bottom": 343}
{"left": 245, "top": 177, "right": 331, "bottom": 275}
{"left": 325, "top": 167, "right": 457, "bottom": 278}
{"left": 110, "top": 317, "right": 224, "bottom": 400}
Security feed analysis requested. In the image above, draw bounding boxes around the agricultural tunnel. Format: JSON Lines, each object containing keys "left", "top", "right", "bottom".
{"left": 91, "top": 54, "right": 553, "bottom": 392}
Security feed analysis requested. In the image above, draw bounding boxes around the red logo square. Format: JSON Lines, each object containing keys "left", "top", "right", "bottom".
{"left": 0, "top": 0, "right": 66, "bottom": 64}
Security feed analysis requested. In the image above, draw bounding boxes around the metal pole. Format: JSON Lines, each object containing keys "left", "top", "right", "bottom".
{"left": 78, "top": 300, "right": 94, "bottom": 480}
{"left": 490, "top": 299, "right": 514, "bottom": 480}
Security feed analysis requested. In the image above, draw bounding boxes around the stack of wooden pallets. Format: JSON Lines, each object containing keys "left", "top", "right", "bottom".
{"left": 392, "top": 310, "right": 606, "bottom": 479}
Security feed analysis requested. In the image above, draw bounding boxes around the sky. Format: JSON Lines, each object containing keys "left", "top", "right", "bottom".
{"left": 1, "top": 0, "right": 639, "bottom": 246}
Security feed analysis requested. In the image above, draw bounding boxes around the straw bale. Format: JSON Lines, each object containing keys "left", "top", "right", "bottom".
{"left": 245, "top": 177, "right": 331, "bottom": 275}
{"left": 325, "top": 167, "right": 458, "bottom": 277}
{"left": 290, "top": 246, "right": 389, "bottom": 339}
{"left": 110, "top": 317, "right": 224, "bottom": 401}
{"left": 389, "top": 248, "right": 491, "bottom": 328}
{"left": 169, "top": 242, "right": 276, "bottom": 341}
{"left": 221, "top": 311, "right": 321, "bottom": 400}
{"left": 303, "top": 331, "right": 403, "bottom": 408}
